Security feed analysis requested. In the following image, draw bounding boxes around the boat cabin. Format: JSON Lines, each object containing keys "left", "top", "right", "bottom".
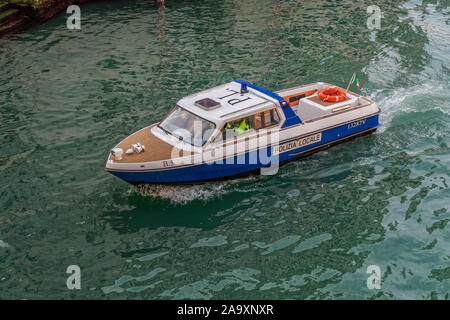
{"left": 155, "top": 81, "right": 285, "bottom": 149}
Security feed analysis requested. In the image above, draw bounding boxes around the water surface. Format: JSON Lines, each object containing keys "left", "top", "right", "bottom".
{"left": 0, "top": 0, "right": 449, "bottom": 299}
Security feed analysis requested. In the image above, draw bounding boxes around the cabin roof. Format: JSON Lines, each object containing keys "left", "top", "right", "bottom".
{"left": 177, "top": 81, "right": 278, "bottom": 124}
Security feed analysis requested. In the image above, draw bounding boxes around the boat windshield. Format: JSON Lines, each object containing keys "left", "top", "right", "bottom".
{"left": 158, "top": 106, "right": 216, "bottom": 147}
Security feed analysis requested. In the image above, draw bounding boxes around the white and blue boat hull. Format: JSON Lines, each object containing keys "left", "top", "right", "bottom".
{"left": 107, "top": 114, "right": 379, "bottom": 184}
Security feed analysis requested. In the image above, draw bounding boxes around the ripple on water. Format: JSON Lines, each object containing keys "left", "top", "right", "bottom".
{"left": 292, "top": 234, "right": 333, "bottom": 254}
{"left": 262, "top": 235, "right": 302, "bottom": 255}
{"left": 137, "top": 251, "right": 169, "bottom": 262}
{"left": 102, "top": 267, "right": 167, "bottom": 294}
{"left": 190, "top": 235, "right": 228, "bottom": 248}
{"left": 160, "top": 268, "right": 261, "bottom": 300}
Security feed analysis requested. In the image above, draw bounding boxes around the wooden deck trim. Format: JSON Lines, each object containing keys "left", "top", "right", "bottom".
{"left": 109, "top": 125, "right": 194, "bottom": 163}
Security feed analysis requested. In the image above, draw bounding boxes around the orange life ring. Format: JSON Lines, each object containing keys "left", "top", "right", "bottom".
{"left": 318, "top": 87, "right": 348, "bottom": 102}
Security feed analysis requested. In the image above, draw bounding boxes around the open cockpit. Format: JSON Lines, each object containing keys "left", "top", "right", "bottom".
{"left": 276, "top": 82, "right": 373, "bottom": 122}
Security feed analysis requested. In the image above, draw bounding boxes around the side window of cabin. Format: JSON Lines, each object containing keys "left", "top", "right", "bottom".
{"left": 222, "top": 109, "right": 280, "bottom": 140}
{"left": 254, "top": 109, "right": 280, "bottom": 129}
{"left": 222, "top": 116, "right": 255, "bottom": 140}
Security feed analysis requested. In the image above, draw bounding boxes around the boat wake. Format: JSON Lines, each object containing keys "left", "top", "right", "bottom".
{"left": 364, "top": 1, "right": 450, "bottom": 134}
{"left": 132, "top": 175, "right": 259, "bottom": 204}
{"left": 369, "top": 79, "right": 450, "bottom": 134}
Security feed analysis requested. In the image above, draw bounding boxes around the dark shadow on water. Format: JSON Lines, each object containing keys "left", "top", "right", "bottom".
{"left": 102, "top": 184, "right": 255, "bottom": 233}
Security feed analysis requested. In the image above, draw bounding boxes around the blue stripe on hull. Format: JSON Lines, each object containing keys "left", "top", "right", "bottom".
{"left": 109, "top": 114, "right": 379, "bottom": 183}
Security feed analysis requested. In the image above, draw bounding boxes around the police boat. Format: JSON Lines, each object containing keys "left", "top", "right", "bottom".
{"left": 105, "top": 80, "right": 380, "bottom": 184}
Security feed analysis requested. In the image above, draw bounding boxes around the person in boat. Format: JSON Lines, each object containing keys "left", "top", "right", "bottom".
{"left": 236, "top": 119, "right": 250, "bottom": 134}
{"left": 222, "top": 118, "right": 251, "bottom": 139}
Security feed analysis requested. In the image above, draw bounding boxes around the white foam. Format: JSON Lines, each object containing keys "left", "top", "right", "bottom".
{"left": 132, "top": 173, "right": 263, "bottom": 204}
{"left": 370, "top": 80, "right": 449, "bottom": 133}
{"left": 363, "top": 1, "right": 450, "bottom": 134}
{"left": 0, "top": 240, "right": 10, "bottom": 248}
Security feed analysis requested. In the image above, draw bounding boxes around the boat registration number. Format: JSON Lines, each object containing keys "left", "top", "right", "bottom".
{"left": 273, "top": 133, "right": 322, "bottom": 156}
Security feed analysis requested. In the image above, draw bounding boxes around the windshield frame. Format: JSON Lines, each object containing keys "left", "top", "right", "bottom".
{"left": 157, "top": 105, "right": 218, "bottom": 147}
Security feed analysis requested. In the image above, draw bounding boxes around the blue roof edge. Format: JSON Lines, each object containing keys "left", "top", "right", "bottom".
{"left": 234, "top": 80, "right": 302, "bottom": 128}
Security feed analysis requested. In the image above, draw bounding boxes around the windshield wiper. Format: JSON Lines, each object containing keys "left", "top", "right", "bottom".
{"left": 158, "top": 125, "right": 172, "bottom": 136}
{"left": 158, "top": 125, "right": 185, "bottom": 142}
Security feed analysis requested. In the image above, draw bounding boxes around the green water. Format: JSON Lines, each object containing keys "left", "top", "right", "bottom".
{"left": 0, "top": 0, "right": 449, "bottom": 299}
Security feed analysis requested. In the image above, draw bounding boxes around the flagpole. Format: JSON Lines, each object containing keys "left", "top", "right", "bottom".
{"left": 345, "top": 72, "right": 355, "bottom": 94}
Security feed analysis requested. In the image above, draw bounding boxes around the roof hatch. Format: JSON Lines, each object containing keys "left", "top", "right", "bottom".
{"left": 194, "top": 98, "right": 221, "bottom": 111}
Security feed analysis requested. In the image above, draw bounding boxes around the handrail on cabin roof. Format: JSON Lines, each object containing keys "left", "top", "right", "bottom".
{"left": 234, "top": 80, "right": 302, "bottom": 128}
